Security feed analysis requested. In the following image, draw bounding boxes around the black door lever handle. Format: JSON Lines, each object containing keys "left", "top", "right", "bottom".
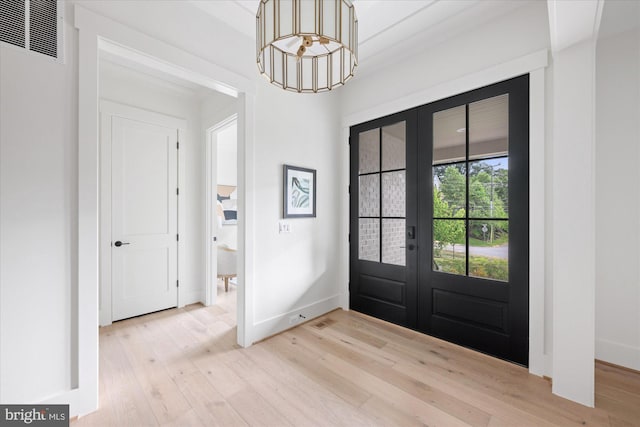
{"left": 114, "top": 241, "right": 130, "bottom": 247}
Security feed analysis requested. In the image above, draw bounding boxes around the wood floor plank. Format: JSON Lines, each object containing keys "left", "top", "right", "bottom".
{"left": 243, "top": 336, "right": 383, "bottom": 426}
{"left": 264, "top": 333, "right": 373, "bottom": 408}
{"left": 75, "top": 300, "right": 640, "bottom": 427}
{"left": 318, "top": 352, "right": 473, "bottom": 426}
{"left": 296, "top": 324, "right": 492, "bottom": 426}
{"left": 360, "top": 395, "right": 431, "bottom": 427}
{"left": 118, "top": 323, "right": 192, "bottom": 425}
{"left": 174, "top": 371, "right": 247, "bottom": 427}
{"left": 226, "top": 388, "right": 293, "bottom": 427}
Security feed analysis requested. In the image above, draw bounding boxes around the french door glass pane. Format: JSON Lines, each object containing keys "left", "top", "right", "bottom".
{"left": 433, "top": 105, "right": 466, "bottom": 164}
{"left": 359, "top": 174, "right": 380, "bottom": 217}
{"left": 359, "top": 128, "right": 380, "bottom": 174}
{"left": 469, "top": 94, "right": 508, "bottom": 160}
{"left": 382, "top": 218, "right": 406, "bottom": 266}
{"left": 468, "top": 157, "right": 509, "bottom": 218}
{"left": 469, "top": 220, "right": 508, "bottom": 281}
{"left": 382, "top": 171, "right": 406, "bottom": 217}
{"left": 382, "top": 122, "right": 406, "bottom": 171}
{"left": 358, "top": 120, "right": 406, "bottom": 265}
{"left": 433, "top": 219, "right": 466, "bottom": 275}
{"left": 359, "top": 218, "right": 380, "bottom": 262}
{"left": 433, "top": 163, "right": 466, "bottom": 217}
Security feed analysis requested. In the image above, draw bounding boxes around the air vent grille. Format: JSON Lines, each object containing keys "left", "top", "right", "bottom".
{"left": 0, "top": 1, "right": 26, "bottom": 48}
{"left": 0, "top": 0, "right": 61, "bottom": 60}
{"left": 29, "top": 0, "right": 57, "bottom": 58}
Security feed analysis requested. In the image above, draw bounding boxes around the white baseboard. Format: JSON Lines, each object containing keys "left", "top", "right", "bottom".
{"left": 39, "top": 388, "right": 83, "bottom": 418}
{"left": 179, "top": 288, "right": 204, "bottom": 308}
{"left": 251, "top": 294, "right": 341, "bottom": 343}
{"left": 596, "top": 338, "right": 640, "bottom": 371}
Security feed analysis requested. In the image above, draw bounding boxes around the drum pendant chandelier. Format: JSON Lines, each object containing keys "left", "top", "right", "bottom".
{"left": 256, "top": 0, "right": 358, "bottom": 93}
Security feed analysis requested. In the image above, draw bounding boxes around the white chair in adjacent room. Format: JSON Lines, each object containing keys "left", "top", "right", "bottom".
{"left": 217, "top": 244, "right": 237, "bottom": 292}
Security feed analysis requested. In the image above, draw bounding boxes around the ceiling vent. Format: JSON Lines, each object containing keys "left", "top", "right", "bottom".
{"left": 0, "top": 0, "right": 63, "bottom": 61}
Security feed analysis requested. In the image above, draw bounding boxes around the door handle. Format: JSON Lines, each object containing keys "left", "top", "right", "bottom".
{"left": 114, "top": 241, "right": 130, "bottom": 247}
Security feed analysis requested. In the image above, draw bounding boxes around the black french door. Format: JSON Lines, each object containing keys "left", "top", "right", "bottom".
{"left": 350, "top": 75, "right": 529, "bottom": 365}
{"left": 349, "top": 110, "right": 419, "bottom": 328}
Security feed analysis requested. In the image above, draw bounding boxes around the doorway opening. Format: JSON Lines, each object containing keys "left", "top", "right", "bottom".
{"left": 206, "top": 116, "right": 239, "bottom": 315}
{"left": 97, "top": 46, "right": 241, "bottom": 327}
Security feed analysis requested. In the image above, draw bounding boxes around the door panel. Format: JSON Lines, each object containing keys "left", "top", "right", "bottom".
{"left": 350, "top": 75, "right": 529, "bottom": 365}
{"left": 418, "top": 75, "right": 529, "bottom": 365}
{"left": 350, "top": 110, "right": 418, "bottom": 328}
{"left": 112, "top": 116, "right": 178, "bottom": 321}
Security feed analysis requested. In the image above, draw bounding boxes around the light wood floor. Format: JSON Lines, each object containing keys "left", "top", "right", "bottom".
{"left": 74, "top": 282, "right": 640, "bottom": 426}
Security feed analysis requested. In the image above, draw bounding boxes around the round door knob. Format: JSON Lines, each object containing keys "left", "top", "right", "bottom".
{"left": 407, "top": 244, "right": 416, "bottom": 251}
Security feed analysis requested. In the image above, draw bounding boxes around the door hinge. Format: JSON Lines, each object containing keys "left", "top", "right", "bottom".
{"left": 176, "top": 141, "right": 180, "bottom": 149}
{"left": 348, "top": 136, "right": 351, "bottom": 146}
{"left": 176, "top": 234, "right": 179, "bottom": 241}
{"left": 348, "top": 233, "right": 351, "bottom": 243}
{"left": 176, "top": 280, "right": 179, "bottom": 288}
{"left": 176, "top": 188, "right": 179, "bottom": 196}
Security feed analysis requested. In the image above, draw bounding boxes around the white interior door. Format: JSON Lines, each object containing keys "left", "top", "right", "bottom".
{"left": 111, "top": 116, "right": 178, "bottom": 321}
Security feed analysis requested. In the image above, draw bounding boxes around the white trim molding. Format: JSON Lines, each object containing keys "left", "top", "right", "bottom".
{"left": 596, "top": 339, "right": 640, "bottom": 372}
{"left": 251, "top": 294, "right": 342, "bottom": 341}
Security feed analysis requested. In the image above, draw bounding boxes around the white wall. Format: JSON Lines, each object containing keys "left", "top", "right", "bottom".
{"left": 99, "top": 59, "right": 211, "bottom": 307}
{"left": 342, "top": 2, "right": 550, "bottom": 117}
{"left": 0, "top": 0, "right": 343, "bottom": 411}
{"left": 595, "top": 26, "right": 640, "bottom": 370}
{"left": 217, "top": 123, "right": 238, "bottom": 187}
{"left": 251, "top": 82, "right": 342, "bottom": 334}
{"left": 0, "top": 5, "right": 78, "bottom": 403}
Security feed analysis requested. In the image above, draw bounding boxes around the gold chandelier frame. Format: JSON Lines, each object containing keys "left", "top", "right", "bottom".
{"left": 256, "top": 0, "right": 358, "bottom": 93}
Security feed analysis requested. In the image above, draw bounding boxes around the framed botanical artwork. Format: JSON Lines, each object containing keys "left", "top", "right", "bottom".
{"left": 283, "top": 164, "right": 316, "bottom": 218}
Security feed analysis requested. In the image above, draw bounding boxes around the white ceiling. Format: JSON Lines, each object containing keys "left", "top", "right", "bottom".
{"left": 189, "top": 0, "right": 532, "bottom": 71}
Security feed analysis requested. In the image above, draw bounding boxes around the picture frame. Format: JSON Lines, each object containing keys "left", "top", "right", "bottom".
{"left": 283, "top": 164, "right": 316, "bottom": 218}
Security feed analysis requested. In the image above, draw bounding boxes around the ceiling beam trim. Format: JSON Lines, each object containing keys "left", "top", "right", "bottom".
{"left": 547, "top": 0, "right": 604, "bottom": 53}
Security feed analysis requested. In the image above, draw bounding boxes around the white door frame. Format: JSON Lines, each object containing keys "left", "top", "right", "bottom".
{"left": 99, "top": 101, "right": 187, "bottom": 326}
{"left": 74, "top": 5, "right": 255, "bottom": 416}
{"left": 205, "top": 114, "right": 238, "bottom": 306}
